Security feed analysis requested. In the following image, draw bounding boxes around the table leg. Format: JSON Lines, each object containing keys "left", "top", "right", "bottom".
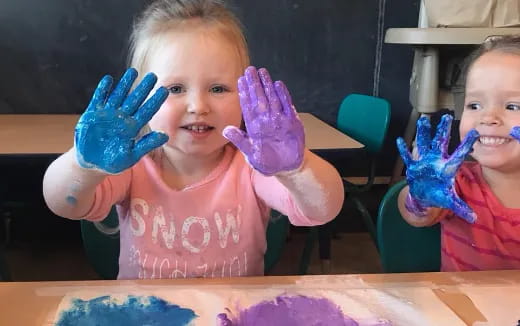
{"left": 391, "top": 45, "right": 439, "bottom": 184}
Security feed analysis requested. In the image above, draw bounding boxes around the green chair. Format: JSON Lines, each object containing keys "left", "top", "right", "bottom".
{"left": 264, "top": 210, "right": 290, "bottom": 274}
{"left": 314, "top": 94, "right": 391, "bottom": 272}
{"left": 80, "top": 207, "right": 120, "bottom": 280}
{"left": 376, "top": 180, "right": 441, "bottom": 273}
{"left": 338, "top": 93, "right": 391, "bottom": 243}
{"left": 81, "top": 208, "right": 308, "bottom": 279}
{"left": 264, "top": 210, "right": 316, "bottom": 275}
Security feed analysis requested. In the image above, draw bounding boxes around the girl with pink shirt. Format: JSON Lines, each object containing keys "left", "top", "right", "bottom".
{"left": 43, "top": 0, "right": 344, "bottom": 279}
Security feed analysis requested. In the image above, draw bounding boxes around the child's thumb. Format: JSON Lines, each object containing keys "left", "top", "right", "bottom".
{"left": 134, "top": 131, "right": 169, "bottom": 159}
{"left": 223, "top": 126, "right": 251, "bottom": 154}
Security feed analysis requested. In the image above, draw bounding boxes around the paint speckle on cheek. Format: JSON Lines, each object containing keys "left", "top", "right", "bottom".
{"left": 217, "top": 294, "right": 388, "bottom": 326}
{"left": 55, "top": 295, "right": 197, "bottom": 326}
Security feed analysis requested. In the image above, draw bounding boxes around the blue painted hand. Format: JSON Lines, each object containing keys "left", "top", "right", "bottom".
{"left": 75, "top": 68, "right": 169, "bottom": 174}
{"left": 396, "top": 114, "right": 479, "bottom": 223}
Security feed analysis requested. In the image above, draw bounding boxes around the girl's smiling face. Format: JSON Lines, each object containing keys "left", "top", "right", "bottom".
{"left": 460, "top": 51, "right": 520, "bottom": 172}
{"left": 147, "top": 24, "right": 244, "bottom": 158}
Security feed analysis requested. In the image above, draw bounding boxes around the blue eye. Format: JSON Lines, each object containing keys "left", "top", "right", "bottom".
{"left": 210, "top": 85, "right": 228, "bottom": 93}
{"left": 506, "top": 103, "right": 520, "bottom": 111}
{"left": 168, "top": 85, "right": 183, "bottom": 94}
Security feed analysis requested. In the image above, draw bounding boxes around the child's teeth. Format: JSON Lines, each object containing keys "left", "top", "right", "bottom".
{"left": 480, "top": 136, "right": 507, "bottom": 145}
{"left": 188, "top": 125, "right": 209, "bottom": 132}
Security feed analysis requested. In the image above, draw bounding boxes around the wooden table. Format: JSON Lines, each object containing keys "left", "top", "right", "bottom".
{"left": 0, "top": 115, "right": 78, "bottom": 155}
{"left": 0, "top": 271, "right": 518, "bottom": 325}
{"left": 298, "top": 112, "right": 363, "bottom": 150}
{"left": 0, "top": 113, "right": 363, "bottom": 155}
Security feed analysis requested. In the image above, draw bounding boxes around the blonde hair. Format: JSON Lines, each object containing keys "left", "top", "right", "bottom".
{"left": 128, "top": 0, "right": 250, "bottom": 159}
{"left": 128, "top": 0, "right": 250, "bottom": 77}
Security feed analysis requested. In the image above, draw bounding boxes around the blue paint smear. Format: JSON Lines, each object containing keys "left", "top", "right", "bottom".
{"left": 396, "top": 114, "right": 479, "bottom": 223}
{"left": 66, "top": 196, "right": 78, "bottom": 206}
{"left": 55, "top": 295, "right": 197, "bottom": 326}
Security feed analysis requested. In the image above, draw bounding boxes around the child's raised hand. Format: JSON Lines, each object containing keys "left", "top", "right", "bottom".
{"left": 75, "top": 68, "right": 169, "bottom": 174}
{"left": 397, "top": 114, "right": 479, "bottom": 223}
{"left": 223, "top": 66, "right": 305, "bottom": 176}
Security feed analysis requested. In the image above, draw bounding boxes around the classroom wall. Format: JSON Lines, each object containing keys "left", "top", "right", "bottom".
{"left": 0, "top": 0, "right": 422, "bottom": 243}
{"left": 0, "top": 0, "right": 420, "bottom": 177}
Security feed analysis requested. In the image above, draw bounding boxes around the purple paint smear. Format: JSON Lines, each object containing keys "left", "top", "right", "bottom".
{"left": 217, "top": 294, "right": 392, "bottom": 326}
{"left": 223, "top": 66, "right": 305, "bottom": 176}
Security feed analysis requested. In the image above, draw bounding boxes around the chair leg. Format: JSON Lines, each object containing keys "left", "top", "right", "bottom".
{"left": 299, "top": 227, "right": 317, "bottom": 275}
{"left": 318, "top": 223, "right": 332, "bottom": 274}
{"left": 352, "top": 197, "right": 378, "bottom": 248}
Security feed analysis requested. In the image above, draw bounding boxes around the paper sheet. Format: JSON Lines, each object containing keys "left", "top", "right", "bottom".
{"left": 49, "top": 285, "right": 466, "bottom": 326}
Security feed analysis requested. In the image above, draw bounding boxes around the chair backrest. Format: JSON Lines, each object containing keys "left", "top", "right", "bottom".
{"left": 376, "top": 180, "right": 441, "bottom": 273}
{"left": 337, "top": 94, "right": 391, "bottom": 154}
{"left": 264, "top": 210, "right": 290, "bottom": 274}
{"left": 80, "top": 207, "right": 290, "bottom": 278}
{"left": 80, "top": 207, "right": 120, "bottom": 279}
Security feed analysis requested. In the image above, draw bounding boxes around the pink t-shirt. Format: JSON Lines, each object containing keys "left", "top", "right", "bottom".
{"left": 439, "top": 162, "right": 520, "bottom": 271}
{"left": 83, "top": 145, "right": 334, "bottom": 279}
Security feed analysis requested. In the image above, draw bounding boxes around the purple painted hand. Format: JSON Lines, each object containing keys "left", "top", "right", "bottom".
{"left": 223, "top": 66, "right": 305, "bottom": 176}
{"left": 397, "top": 114, "right": 479, "bottom": 223}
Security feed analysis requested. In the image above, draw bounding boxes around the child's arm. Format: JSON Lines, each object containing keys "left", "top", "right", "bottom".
{"left": 43, "top": 148, "right": 108, "bottom": 219}
{"left": 396, "top": 114, "right": 479, "bottom": 225}
{"left": 251, "top": 149, "right": 343, "bottom": 225}
{"left": 271, "top": 149, "right": 343, "bottom": 223}
{"left": 43, "top": 68, "right": 168, "bottom": 219}
{"left": 223, "top": 66, "right": 342, "bottom": 225}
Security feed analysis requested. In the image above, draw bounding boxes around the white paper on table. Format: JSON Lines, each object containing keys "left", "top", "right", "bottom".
{"left": 48, "top": 285, "right": 466, "bottom": 326}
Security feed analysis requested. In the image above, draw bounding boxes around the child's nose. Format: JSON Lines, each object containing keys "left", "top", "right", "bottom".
{"left": 186, "top": 92, "right": 210, "bottom": 115}
{"left": 480, "top": 109, "right": 501, "bottom": 125}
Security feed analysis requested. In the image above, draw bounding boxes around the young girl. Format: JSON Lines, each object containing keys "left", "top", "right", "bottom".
{"left": 43, "top": 0, "right": 344, "bottom": 279}
{"left": 397, "top": 35, "right": 520, "bottom": 272}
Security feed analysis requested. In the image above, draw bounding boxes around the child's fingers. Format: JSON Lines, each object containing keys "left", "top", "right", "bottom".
{"left": 238, "top": 76, "right": 255, "bottom": 129}
{"left": 106, "top": 68, "right": 138, "bottom": 111}
{"left": 122, "top": 72, "right": 158, "bottom": 115}
{"left": 133, "top": 131, "right": 169, "bottom": 160}
{"left": 274, "top": 81, "right": 297, "bottom": 120}
{"left": 449, "top": 194, "right": 477, "bottom": 224}
{"left": 510, "top": 126, "right": 520, "bottom": 142}
{"left": 87, "top": 75, "right": 113, "bottom": 111}
{"left": 258, "top": 68, "right": 282, "bottom": 114}
{"left": 415, "top": 116, "right": 432, "bottom": 158}
{"left": 134, "top": 87, "right": 168, "bottom": 130}
{"left": 396, "top": 137, "right": 413, "bottom": 167}
{"left": 431, "top": 114, "right": 453, "bottom": 156}
{"left": 245, "top": 66, "right": 269, "bottom": 114}
{"left": 222, "top": 126, "right": 252, "bottom": 155}
{"left": 445, "top": 129, "right": 479, "bottom": 176}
